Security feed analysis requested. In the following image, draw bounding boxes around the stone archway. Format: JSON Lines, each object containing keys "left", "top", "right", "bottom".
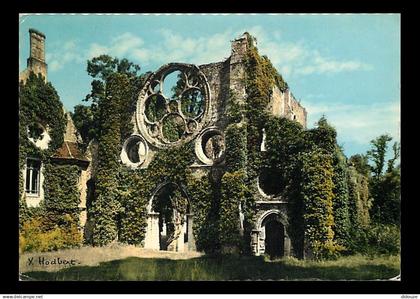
{"left": 144, "top": 181, "right": 195, "bottom": 252}
{"left": 251, "top": 209, "right": 291, "bottom": 257}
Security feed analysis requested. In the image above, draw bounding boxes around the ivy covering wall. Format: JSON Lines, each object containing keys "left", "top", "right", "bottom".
{"left": 299, "top": 148, "right": 343, "bottom": 259}
{"left": 90, "top": 73, "right": 128, "bottom": 246}
{"left": 19, "top": 72, "right": 81, "bottom": 253}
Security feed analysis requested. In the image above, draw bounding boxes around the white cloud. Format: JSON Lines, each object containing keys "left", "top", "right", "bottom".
{"left": 83, "top": 30, "right": 233, "bottom": 67}
{"left": 88, "top": 43, "right": 110, "bottom": 59}
{"left": 47, "top": 39, "right": 85, "bottom": 72}
{"left": 143, "top": 29, "right": 233, "bottom": 65}
{"left": 303, "top": 100, "right": 400, "bottom": 147}
{"left": 45, "top": 26, "right": 372, "bottom": 79}
{"left": 296, "top": 51, "right": 373, "bottom": 75}
{"left": 239, "top": 26, "right": 373, "bottom": 79}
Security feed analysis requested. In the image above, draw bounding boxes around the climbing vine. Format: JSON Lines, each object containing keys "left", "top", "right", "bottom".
{"left": 187, "top": 176, "right": 220, "bottom": 252}
{"left": 299, "top": 147, "right": 344, "bottom": 259}
{"left": 19, "top": 72, "right": 66, "bottom": 161}
{"left": 219, "top": 170, "right": 248, "bottom": 253}
{"left": 43, "top": 163, "right": 81, "bottom": 223}
{"left": 19, "top": 71, "right": 81, "bottom": 253}
{"left": 331, "top": 148, "right": 351, "bottom": 248}
{"left": 225, "top": 123, "right": 247, "bottom": 173}
{"left": 90, "top": 73, "right": 129, "bottom": 246}
{"left": 18, "top": 35, "right": 395, "bottom": 260}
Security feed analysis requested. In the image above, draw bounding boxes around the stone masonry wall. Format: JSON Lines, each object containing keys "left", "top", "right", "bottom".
{"left": 198, "top": 34, "right": 307, "bottom": 132}
{"left": 270, "top": 86, "right": 307, "bottom": 128}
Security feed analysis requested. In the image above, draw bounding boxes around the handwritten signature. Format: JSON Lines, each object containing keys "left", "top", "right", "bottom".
{"left": 27, "top": 256, "right": 80, "bottom": 266}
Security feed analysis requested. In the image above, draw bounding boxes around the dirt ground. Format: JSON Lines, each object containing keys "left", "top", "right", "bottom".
{"left": 19, "top": 243, "right": 204, "bottom": 273}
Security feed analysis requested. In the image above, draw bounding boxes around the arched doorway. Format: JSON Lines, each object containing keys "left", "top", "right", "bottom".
{"left": 251, "top": 209, "right": 291, "bottom": 258}
{"left": 144, "top": 182, "right": 195, "bottom": 252}
{"left": 264, "top": 220, "right": 284, "bottom": 258}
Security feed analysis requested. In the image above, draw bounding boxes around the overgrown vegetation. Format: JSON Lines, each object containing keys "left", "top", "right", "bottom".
{"left": 19, "top": 72, "right": 81, "bottom": 253}
{"left": 72, "top": 55, "right": 145, "bottom": 149}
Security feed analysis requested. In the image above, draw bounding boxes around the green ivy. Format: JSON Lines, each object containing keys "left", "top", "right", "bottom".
{"left": 90, "top": 73, "right": 129, "bottom": 246}
{"left": 331, "top": 148, "right": 351, "bottom": 248}
{"left": 225, "top": 123, "right": 247, "bottom": 173}
{"left": 299, "top": 147, "right": 344, "bottom": 259}
{"left": 42, "top": 163, "right": 81, "bottom": 237}
{"left": 347, "top": 166, "right": 371, "bottom": 229}
{"left": 19, "top": 72, "right": 66, "bottom": 162}
{"left": 219, "top": 171, "right": 248, "bottom": 253}
{"left": 83, "top": 35, "right": 376, "bottom": 260}
{"left": 115, "top": 167, "right": 148, "bottom": 245}
{"left": 187, "top": 176, "right": 219, "bottom": 252}
{"left": 19, "top": 71, "right": 80, "bottom": 252}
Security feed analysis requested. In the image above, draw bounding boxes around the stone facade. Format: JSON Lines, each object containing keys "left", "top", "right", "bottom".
{"left": 127, "top": 33, "right": 307, "bottom": 256}
{"left": 21, "top": 29, "right": 308, "bottom": 257}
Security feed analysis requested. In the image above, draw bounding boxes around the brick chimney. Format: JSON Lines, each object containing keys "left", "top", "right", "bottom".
{"left": 26, "top": 28, "right": 47, "bottom": 81}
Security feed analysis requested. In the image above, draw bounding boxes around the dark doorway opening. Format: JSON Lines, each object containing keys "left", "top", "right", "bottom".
{"left": 265, "top": 220, "right": 285, "bottom": 259}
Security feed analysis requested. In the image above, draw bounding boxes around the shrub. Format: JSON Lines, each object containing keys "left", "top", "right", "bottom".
{"left": 367, "top": 223, "right": 400, "bottom": 255}
{"left": 19, "top": 216, "right": 82, "bottom": 253}
{"left": 346, "top": 223, "right": 400, "bottom": 256}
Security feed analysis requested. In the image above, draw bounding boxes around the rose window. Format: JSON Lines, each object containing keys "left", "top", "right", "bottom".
{"left": 137, "top": 63, "right": 211, "bottom": 148}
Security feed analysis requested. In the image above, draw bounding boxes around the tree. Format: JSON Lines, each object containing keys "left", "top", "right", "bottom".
{"left": 73, "top": 55, "right": 145, "bottom": 146}
{"left": 70, "top": 105, "right": 94, "bottom": 149}
{"left": 367, "top": 134, "right": 392, "bottom": 179}
{"left": 387, "top": 141, "right": 401, "bottom": 173}
{"left": 367, "top": 134, "right": 400, "bottom": 225}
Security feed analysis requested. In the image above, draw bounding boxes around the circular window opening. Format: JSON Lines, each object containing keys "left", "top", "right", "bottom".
{"left": 162, "top": 70, "right": 185, "bottom": 100}
{"left": 258, "top": 168, "right": 283, "bottom": 197}
{"left": 121, "top": 135, "right": 148, "bottom": 167}
{"left": 181, "top": 88, "right": 204, "bottom": 118}
{"left": 145, "top": 94, "right": 167, "bottom": 123}
{"left": 137, "top": 63, "right": 211, "bottom": 149}
{"left": 162, "top": 114, "right": 185, "bottom": 143}
{"left": 28, "top": 123, "right": 45, "bottom": 141}
{"left": 202, "top": 133, "right": 224, "bottom": 161}
{"left": 195, "top": 128, "right": 225, "bottom": 165}
{"left": 27, "top": 123, "right": 51, "bottom": 150}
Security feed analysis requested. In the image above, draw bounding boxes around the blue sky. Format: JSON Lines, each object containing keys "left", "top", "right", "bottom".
{"left": 19, "top": 14, "right": 400, "bottom": 159}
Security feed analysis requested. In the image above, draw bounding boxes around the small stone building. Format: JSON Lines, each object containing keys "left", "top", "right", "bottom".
{"left": 19, "top": 29, "right": 91, "bottom": 236}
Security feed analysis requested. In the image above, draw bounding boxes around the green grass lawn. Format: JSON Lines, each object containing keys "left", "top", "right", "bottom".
{"left": 23, "top": 254, "right": 400, "bottom": 281}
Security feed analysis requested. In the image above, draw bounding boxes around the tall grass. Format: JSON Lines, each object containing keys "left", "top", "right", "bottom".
{"left": 24, "top": 254, "right": 400, "bottom": 281}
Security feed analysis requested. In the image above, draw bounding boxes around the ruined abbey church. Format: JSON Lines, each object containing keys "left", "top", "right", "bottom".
{"left": 20, "top": 29, "right": 307, "bottom": 258}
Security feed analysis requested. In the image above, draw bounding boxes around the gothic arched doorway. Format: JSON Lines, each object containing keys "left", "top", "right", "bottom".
{"left": 144, "top": 182, "right": 195, "bottom": 252}
{"left": 264, "top": 220, "right": 284, "bottom": 258}
{"left": 251, "top": 209, "right": 291, "bottom": 258}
